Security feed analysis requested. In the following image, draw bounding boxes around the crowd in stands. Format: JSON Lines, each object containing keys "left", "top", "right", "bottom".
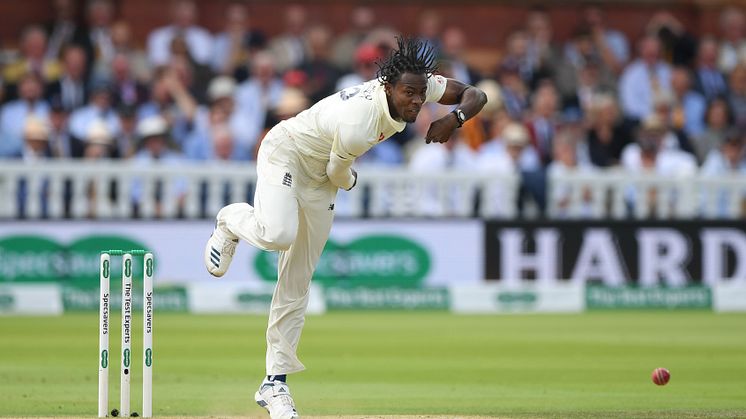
{"left": 1, "top": 0, "right": 746, "bottom": 216}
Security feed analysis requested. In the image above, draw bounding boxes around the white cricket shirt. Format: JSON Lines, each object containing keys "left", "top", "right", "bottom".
{"left": 278, "top": 75, "right": 448, "bottom": 164}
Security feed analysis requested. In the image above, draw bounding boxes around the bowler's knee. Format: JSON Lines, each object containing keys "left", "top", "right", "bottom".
{"left": 264, "top": 226, "right": 296, "bottom": 251}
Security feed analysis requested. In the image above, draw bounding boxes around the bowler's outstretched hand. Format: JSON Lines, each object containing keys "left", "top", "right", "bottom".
{"left": 425, "top": 114, "right": 460, "bottom": 144}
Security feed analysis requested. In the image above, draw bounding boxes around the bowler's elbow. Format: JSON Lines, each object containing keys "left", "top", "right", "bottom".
{"left": 473, "top": 87, "right": 488, "bottom": 110}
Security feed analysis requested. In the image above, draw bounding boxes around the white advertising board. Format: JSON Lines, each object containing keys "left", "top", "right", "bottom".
{"left": 450, "top": 283, "right": 584, "bottom": 314}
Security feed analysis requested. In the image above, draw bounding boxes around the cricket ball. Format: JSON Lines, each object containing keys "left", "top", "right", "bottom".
{"left": 651, "top": 367, "right": 670, "bottom": 385}
{"left": 110, "top": 408, "right": 119, "bottom": 417}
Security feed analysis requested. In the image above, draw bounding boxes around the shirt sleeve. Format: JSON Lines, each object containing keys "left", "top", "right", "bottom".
{"left": 326, "top": 123, "right": 372, "bottom": 190}
{"left": 332, "top": 122, "right": 374, "bottom": 159}
{"left": 425, "top": 74, "right": 448, "bottom": 103}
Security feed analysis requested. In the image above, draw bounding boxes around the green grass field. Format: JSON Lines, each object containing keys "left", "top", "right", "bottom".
{"left": 1, "top": 311, "right": 745, "bottom": 418}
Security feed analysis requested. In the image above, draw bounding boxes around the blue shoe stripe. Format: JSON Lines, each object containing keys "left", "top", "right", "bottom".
{"left": 211, "top": 247, "right": 220, "bottom": 258}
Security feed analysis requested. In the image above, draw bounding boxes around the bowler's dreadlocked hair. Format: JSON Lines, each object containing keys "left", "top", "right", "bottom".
{"left": 377, "top": 37, "right": 438, "bottom": 85}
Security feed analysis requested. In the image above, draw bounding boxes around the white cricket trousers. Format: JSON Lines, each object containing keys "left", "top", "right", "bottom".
{"left": 219, "top": 126, "right": 337, "bottom": 375}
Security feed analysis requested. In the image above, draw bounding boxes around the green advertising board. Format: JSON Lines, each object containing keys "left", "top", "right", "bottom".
{"left": 0, "top": 234, "right": 149, "bottom": 287}
{"left": 255, "top": 235, "right": 431, "bottom": 287}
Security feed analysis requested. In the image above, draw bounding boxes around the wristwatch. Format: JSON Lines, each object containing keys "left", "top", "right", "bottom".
{"left": 452, "top": 109, "right": 466, "bottom": 128}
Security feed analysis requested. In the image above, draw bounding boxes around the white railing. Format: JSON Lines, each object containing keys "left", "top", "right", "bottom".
{"left": 0, "top": 160, "right": 519, "bottom": 219}
{"left": 548, "top": 168, "right": 746, "bottom": 219}
{"left": 2, "top": 160, "right": 744, "bottom": 219}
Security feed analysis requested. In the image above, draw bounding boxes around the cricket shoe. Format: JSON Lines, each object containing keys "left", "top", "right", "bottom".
{"left": 255, "top": 380, "right": 299, "bottom": 419}
{"left": 204, "top": 207, "right": 239, "bottom": 277}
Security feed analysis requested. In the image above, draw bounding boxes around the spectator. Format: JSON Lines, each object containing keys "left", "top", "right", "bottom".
{"left": 700, "top": 129, "right": 746, "bottom": 217}
{"left": 109, "top": 53, "right": 149, "bottom": 108}
{"left": 693, "top": 37, "right": 729, "bottom": 101}
{"left": 574, "top": 6, "right": 630, "bottom": 73}
{"left": 526, "top": 82, "right": 560, "bottom": 166}
{"left": 268, "top": 4, "right": 309, "bottom": 72}
{"left": 131, "top": 115, "right": 187, "bottom": 218}
{"left": 336, "top": 43, "right": 383, "bottom": 91}
{"left": 459, "top": 79, "right": 504, "bottom": 151}
{"left": 48, "top": 98, "right": 72, "bottom": 158}
{"left": 584, "top": 93, "right": 631, "bottom": 167}
{"left": 16, "top": 116, "right": 53, "bottom": 218}
{"left": 0, "top": 72, "right": 50, "bottom": 158}
{"left": 620, "top": 114, "right": 698, "bottom": 217}
{"left": 701, "top": 128, "right": 746, "bottom": 175}
{"left": 186, "top": 76, "right": 254, "bottom": 161}
{"left": 82, "top": 0, "right": 115, "bottom": 75}
{"left": 259, "top": 87, "right": 310, "bottom": 155}
{"left": 728, "top": 63, "right": 746, "bottom": 128}
{"left": 82, "top": 118, "right": 115, "bottom": 159}
{"left": 146, "top": 0, "right": 212, "bottom": 67}
{"left": 235, "top": 52, "right": 284, "bottom": 152}
{"left": 81, "top": 119, "right": 117, "bottom": 218}
{"left": 646, "top": 11, "right": 697, "bottom": 66}
{"left": 417, "top": 10, "right": 443, "bottom": 58}
{"left": 556, "top": 27, "right": 616, "bottom": 113}
{"left": 408, "top": 130, "right": 478, "bottom": 217}
{"left": 717, "top": 7, "right": 746, "bottom": 73}
{"left": 621, "top": 114, "right": 697, "bottom": 175}
{"left": 44, "top": 0, "right": 86, "bottom": 60}
{"left": 3, "top": 26, "right": 61, "bottom": 95}
{"left": 68, "top": 80, "right": 122, "bottom": 157}
{"left": 299, "top": 25, "right": 341, "bottom": 103}
{"left": 137, "top": 68, "right": 198, "bottom": 149}
{"left": 115, "top": 105, "right": 138, "bottom": 159}
{"left": 21, "top": 115, "right": 52, "bottom": 161}
{"left": 649, "top": 90, "right": 695, "bottom": 154}
{"left": 478, "top": 122, "right": 543, "bottom": 216}
{"left": 479, "top": 122, "right": 542, "bottom": 174}
{"left": 548, "top": 128, "right": 596, "bottom": 218}
{"left": 95, "top": 21, "right": 151, "bottom": 83}
{"left": 45, "top": 44, "right": 89, "bottom": 111}
{"left": 440, "top": 27, "right": 481, "bottom": 86}
{"left": 497, "top": 60, "right": 530, "bottom": 120}
{"left": 692, "top": 97, "right": 732, "bottom": 163}
{"left": 525, "top": 9, "right": 562, "bottom": 84}
{"left": 331, "top": 5, "right": 377, "bottom": 71}
{"left": 619, "top": 35, "right": 672, "bottom": 122}
{"left": 501, "top": 31, "right": 536, "bottom": 88}
{"left": 211, "top": 1, "right": 266, "bottom": 76}
{"left": 167, "top": 37, "right": 213, "bottom": 104}
{"left": 670, "top": 65, "right": 706, "bottom": 138}
{"left": 362, "top": 26, "right": 401, "bottom": 58}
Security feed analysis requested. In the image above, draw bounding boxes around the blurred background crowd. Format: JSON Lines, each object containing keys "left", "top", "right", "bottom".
{"left": 1, "top": 0, "right": 745, "bottom": 208}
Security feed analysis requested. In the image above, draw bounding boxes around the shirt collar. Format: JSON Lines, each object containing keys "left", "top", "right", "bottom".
{"left": 375, "top": 84, "right": 406, "bottom": 133}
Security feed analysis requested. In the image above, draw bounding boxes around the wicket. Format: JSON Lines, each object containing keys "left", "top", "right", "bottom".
{"left": 98, "top": 250, "right": 154, "bottom": 418}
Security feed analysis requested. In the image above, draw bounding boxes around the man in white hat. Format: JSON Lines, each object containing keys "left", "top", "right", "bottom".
{"left": 131, "top": 115, "right": 186, "bottom": 217}
{"left": 83, "top": 118, "right": 114, "bottom": 159}
{"left": 22, "top": 116, "right": 52, "bottom": 161}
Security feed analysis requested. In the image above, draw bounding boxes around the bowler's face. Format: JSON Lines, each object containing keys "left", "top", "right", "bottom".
{"left": 386, "top": 72, "right": 428, "bottom": 123}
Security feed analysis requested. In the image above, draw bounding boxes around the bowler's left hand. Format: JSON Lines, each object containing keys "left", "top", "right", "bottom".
{"left": 425, "top": 114, "right": 459, "bottom": 144}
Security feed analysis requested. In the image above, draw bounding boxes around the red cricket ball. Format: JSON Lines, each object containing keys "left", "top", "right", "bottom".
{"left": 652, "top": 367, "right": 670, "bottom": 385}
